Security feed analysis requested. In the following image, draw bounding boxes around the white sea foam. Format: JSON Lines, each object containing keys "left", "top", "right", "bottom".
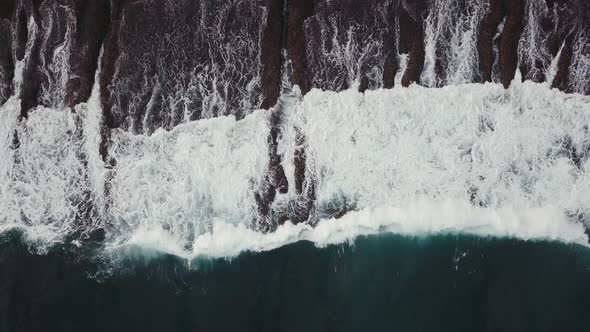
{"left": 299, "top": 82, "right": 590, "bottom": 214}
{"left": 106, "top": 110, "right": 271, "bottom": 249}
{"left": 0, "top": 100, "right": 95, "bottom": 248}
{"left": 422, "top": 0, "right": 484, "bottom": 86}
{"left": 121, "top": 198, "right": 587, "bottom": 260}
{"left": 109, "top": 81, "right": 590, "bottom": 258}
{"left": 1, "top": 80, "right": 589, "bottom": 257}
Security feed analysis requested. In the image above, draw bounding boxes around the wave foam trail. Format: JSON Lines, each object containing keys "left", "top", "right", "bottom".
{"left": 112, "top": 81, "right": 590, "bottom": 258}
{"left": 1, "top": 80, "right": 590, "bottom": 257}
{"left": 136, "top": 199, "right": 586, "bottom": 259}
{"left": 107, "top": 110, "right": 270, "bottom": 249}
{"left": 0, "top": 98, "right": 99, "bottom": 248}
{"left": 422, "top": 0, "right": 484, "bottom": 86}
{"left": 300, "top": 82, "right": 589, "bottom": 210}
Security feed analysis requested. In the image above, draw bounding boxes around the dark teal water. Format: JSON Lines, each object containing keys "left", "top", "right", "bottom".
{"left": 1, "top": 231, "right": 589, "bottom": 332}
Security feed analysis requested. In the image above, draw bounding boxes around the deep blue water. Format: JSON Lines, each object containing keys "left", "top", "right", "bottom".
{"left": 1, "top": 231, "right": 589, "bottom": 332}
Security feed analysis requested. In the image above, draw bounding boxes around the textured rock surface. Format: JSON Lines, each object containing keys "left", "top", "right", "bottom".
{"left": 0, "top": 0, "right": 588, "bottom": 228}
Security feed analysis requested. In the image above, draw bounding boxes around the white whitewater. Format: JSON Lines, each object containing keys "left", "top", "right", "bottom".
{"left": 0, "top": 100, "right": 95, "bottom": 246}
{"left": 421, "top": 0, "right": 484, "bottom": 86}
{"left": 569, "top": 31, "right": 590, "bottom": 95}
{"left": 2, "top": 79, "right": 588, "bottom": 258}
{"left": 123, "top": 80, "right": 590, "bottom": 259}
{"left": 107, "top": 110, "right": 270, "bottom": 250}
{"left": 299, "top": 83, "right": 590, "bottom": 216}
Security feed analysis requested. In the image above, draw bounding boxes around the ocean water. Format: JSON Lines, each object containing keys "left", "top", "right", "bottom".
{"left": 1, "top": 230, "right": 589, "bottom": 332}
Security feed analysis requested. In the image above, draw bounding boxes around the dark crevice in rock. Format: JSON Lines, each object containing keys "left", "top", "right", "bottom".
{"left": 287, "top": 0, "right": 314, "bottom": 95}
{"left": 479, "top": 0, "right": 505, "bottom": 83}
{"left": 64, "top": 0, "right": 110, "bottom": 108}
{"left": 551, "top": 33, "right": 574, "bottom": 92}
{"left": 498, "top": 0, "right": 524, "bottom": 88}
{"left": 261, "top": 0, "right": 285, "bottom": 110}
{"left": 17, "top": 0, "right": 43, "bottom": 118}
{"left": 292, "top": 126, "right": 315, "bottom": 224}
{"left": 12, "top": 0, "right": 110, "bottom": 115}
{"left": 257, "top": 0, "right": 289, "bottom": 230}
{"left": 549, "top": 0, "right": 589, "bottom": 94}
{"left": 382, "top": 2, "right": 399, "bottom": 89}
{"left": 303, "top": 0, "right": 399, "bottom": 92}
{"left": 98, "top": 0, "right": 274, "bottom": 135}
{"left": 98, "top": 0, "right": 124, "bottom": 163}
{"left": 397, "top": 5, "right": 414, "bottom": 55}
{"left": 255, "top": 107, "right": 289, "bottom": 231}
{"left": 479, "top": 0, "right": 526, "bottom": 88}
{"left": 400, "top": 6, "right": 425, "bottom": 87}
{"left": 0, "top": 0, "right": 14, "bottom": 104}
{"left": 0, "top": 0, "right": 14, "bottom": 105}
{"left": 13, "top": 0, "right": 28, "bottom": 62}
{"left": 286, "top": 0, "right": 315, "bottom": 225}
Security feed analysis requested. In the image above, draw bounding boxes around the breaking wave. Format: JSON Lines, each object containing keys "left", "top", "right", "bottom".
{"left": 1, "top": 80, "right": 589, "bottom": 258}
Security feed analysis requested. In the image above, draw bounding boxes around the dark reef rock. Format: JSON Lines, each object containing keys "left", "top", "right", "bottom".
{"left": 382, "top": 2, "right": 398, "bottom": 89}
{"left": 7, "top": 0, "right": 109, "bottom": 117}
{"left": 64, "top": 0, "right": 110, "bottom": 108}
{"left": 399, "top": 0, "right": 428, "bottom": 87}
{"left": 15, "top": 0, "right": 42, "bottom": 117}
{"left": 303, "top": 0, "right": 398, "bottom": 92}
{"left": 397, "top": 5, "right": 414, "bottom": 55}
{"left": 287, "top": 0, "right": 314, "bottom": 95}
{"left": 498, "top": 0, "right": 524, "bottom": 88}
{"left": 478, "top": 0, "right": 526, "bottom": 87}
{"left": 550, "top": 0, "right": 590, "bottom": 94}
{"left": 256, "top": 0, "right": 289, "bottom": 229}
{"left": 255, "top": 105, "right": 289, "bottom": 230}
{"left": 551, "top": 33, "right": 575, "bottom": 92}
{"left": 400, "top": 6, "right": 425, "bottom": 87}
{"left": 99, "top": 0, "right": 275, "bottom": 134}
{"left": 2, "top": 0, "right": 587, "bottom": 118}
{"left": 284, "top": 0, "right": 314, "bottom": 226}
{"left": 478, "top": 0, "right": 505, "bottom": 83}
{"left": 260, "top": 0, "right": 285, "bottom": 110}
{"left": 0, "top": 0, "right": 588, "bottom": 231}
{"left": 0, "top": 0, "right": 14, "bottom": 104}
